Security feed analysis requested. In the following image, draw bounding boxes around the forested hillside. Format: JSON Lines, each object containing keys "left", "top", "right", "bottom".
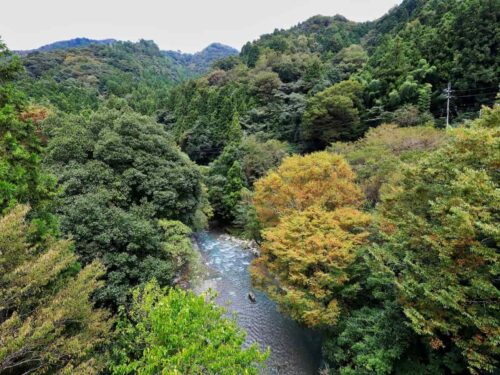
{"left": 17, "top": 39, "right": 191, "bottom": 114}
{"left": 1, "top": 0, "right": 499, "bottom": 373}
{"left": 14, "top": 38, "right": 242, "bottom": 116}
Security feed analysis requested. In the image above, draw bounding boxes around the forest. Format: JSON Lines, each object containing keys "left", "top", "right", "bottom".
{"left": 0, "top": 0, "right": 498, "bottom": 374}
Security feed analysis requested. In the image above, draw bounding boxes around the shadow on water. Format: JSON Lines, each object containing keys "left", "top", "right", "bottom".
{"left": 193, "top": 231, "right": 322, "bottom": 375}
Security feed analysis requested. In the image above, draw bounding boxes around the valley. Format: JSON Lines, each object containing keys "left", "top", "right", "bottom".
{"left": 0, "top": 0, "right": 498, "bottom": 374}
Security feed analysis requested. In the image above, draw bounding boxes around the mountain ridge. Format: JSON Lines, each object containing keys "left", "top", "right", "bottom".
{"left": 14, "top": 37, "right": 117, "bottom": 55}
{"left": 15, "top": 37, "right": 238, "bottom": 75}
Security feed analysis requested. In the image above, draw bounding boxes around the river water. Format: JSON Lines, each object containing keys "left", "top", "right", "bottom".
{"left": 193, "top": 231, "right": 321, "bottom": 375}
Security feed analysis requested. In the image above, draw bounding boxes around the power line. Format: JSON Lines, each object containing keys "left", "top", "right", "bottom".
{"left": 452, "top": 86, "right": 500, "bottom": 93}
{"left": 453, "top": 99, "right": 497, "bottom": 108}
{"left": 453, "top": 91, "right": 498, "bottom": 98}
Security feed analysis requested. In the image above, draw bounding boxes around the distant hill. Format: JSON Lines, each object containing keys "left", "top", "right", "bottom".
{"left": 15, "top": 37, "right": 116, "bottom": 55}
{"left": 164, "top": 43, "right": 239, "bottom": 74}
{"left": 16, "top": 38, "right": 238, "bottom": 76}
{"left": 18, "top": 39, "right": 192, "bottom": 114}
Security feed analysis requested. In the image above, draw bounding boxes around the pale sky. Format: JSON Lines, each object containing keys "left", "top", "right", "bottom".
{"left": 2, "top": 0, "right": 402, "bottom": 53}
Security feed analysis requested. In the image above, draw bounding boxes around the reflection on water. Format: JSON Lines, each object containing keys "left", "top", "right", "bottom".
{"left": 193, "top": 231, "right": 321, "bottom": 375}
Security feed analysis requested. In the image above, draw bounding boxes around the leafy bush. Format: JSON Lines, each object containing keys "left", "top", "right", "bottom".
{"left": 110, "top": 280, "right": 268, "bottom": 374}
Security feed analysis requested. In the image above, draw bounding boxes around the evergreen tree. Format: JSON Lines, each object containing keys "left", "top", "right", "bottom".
{"left": 417, "top": 83, "right": 432, "bottom": 113}
{"left": 222, "top": 160, "right": 245, "bottom": 220}
{"left": 227, "top": 111, "right": 243, "bottom": 144}
{"left": 302, "top": 80, "right": 366, "bottom": 148}
{"left": 44, "top": 102, "right": 205, "bottom": 306}
{"left": 0, "top": 39, "right": 57, "bottom": 219}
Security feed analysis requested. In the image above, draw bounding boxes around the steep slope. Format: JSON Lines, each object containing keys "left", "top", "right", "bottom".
{"left": 166, "top": 0, "right": 498, "bottom": 163}
{"left": 365, "top": 0, "right": 499, "bottom": 113}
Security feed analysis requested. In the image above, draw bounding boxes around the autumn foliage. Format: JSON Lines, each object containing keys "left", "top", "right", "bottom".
{"left": 252, "top": 206, "right": 370, "bottom": 327}
{"left": 252, "top": 152, "right": 370, "bottom": 328}
{"left": 251, "top": 108, "right": 500, "bottom": 373}
{"left": 253, "top": 151, "right": 363, "bottom": 227}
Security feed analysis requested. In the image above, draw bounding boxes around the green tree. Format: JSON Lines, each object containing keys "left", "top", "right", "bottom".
{"left": 302, "top": 80, "right": 365, "bottom": 148}
{"left": 206, "top": 136, "right": 288, "bottom": 225}
{"left": 321, "top": 243, "right": 459, "bottom": 375}
{"left": 378, "top": 108, "right": 500, "bottom": 373}
{"left": 327, "top": 44, "right": 368, "bottom": 84}
{"left": 0, "top": 205, "right": 112, "bottom": 374}
{"left": 0, "top": 40, "right": 22, "bottom": 85}
{"left": 206, "top": 144, "right": 242, "bottom": 222}
{"left": 417, "top": 83, "right": 432, "bottom": 113}
{"left": 110, "top": 280, "right": 268, "bottom": 375}
{"left": 159, "top": 219, "right": 198, "bottom": 280}
{"left": 250, "top": 71, "right": 282, "bottom": 102}
{"left": 227, "top": 111, "right": 243, "bottom": 144}
{"left": 324, "top": 302, "right": 412, "bottom": 375}
{"left": 240, "top": 136, "right": 289, "bottom": 186}
{"left": 44, "top": 102, "right": 204, "bottom": 306}
{"left": 166, "top": 80, "right": 253, "bottom": 164}
{"left": 233, "top": 188, "right": 262, "bottom": 240}
{"left": 241, "top": 42, "right": 261, "bottom": 68}
{"left": 222, "top": 160, "right": 245, "bottom": 221}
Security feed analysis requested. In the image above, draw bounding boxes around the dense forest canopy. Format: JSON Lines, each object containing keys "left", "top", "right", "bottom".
{"left": 42, "top": 101, "right": 207, "bottom": 306}
{"left": 1, "top": 0, "right": 499, "bottom": 373}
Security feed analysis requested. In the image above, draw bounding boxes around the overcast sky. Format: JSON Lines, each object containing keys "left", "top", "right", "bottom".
{"left": 2, "top": 0, "right": 402, "bottom": 53}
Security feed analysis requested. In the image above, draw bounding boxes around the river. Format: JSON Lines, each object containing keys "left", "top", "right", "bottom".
{"left": 193, "top": 231, "right": 321, "bottom": 375}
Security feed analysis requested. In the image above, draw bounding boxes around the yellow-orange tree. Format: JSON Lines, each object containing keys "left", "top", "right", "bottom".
{"left": 253, "top": 151, "right": 363, "bottom": 227}
{"left": 251, "top": 207, "right": 370, "bottom": 327}
{"left": 252, "top": 152, "right": 370, "bottom": 328}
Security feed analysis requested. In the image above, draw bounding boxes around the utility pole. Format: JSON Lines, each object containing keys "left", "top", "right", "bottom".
{"left": 444, "top": 82, "right": 452, "bottom": 129}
